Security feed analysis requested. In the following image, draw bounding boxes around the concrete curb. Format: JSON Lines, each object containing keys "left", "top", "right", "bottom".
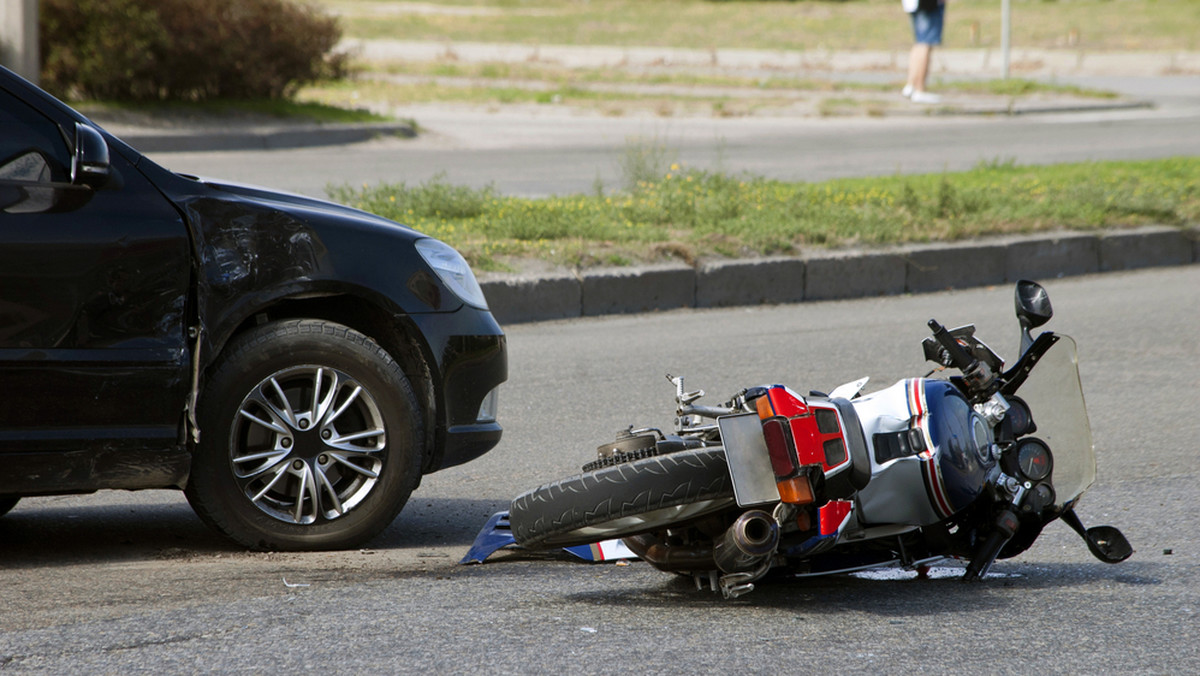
{"left": 105, "top": 122, "right": 416, "bottom": 153}
{"left": 480, "top": 226, "right": 1199, "bottom": 324}
{"left": 947, "top": 100, "right": 1154, "bottom": 117}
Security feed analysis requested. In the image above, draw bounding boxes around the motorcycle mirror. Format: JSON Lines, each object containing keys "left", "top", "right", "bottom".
{"left": 1061, "top": 509, "right": 1133, "bottom": 564}
{"left": 1015, "top": 280, "right": 1053, "bottom": 330}
{"left": 1083, "top": 526, "right": 1134, "bottom": 564}
{"left": 1015, "top": 280, "right": 1053, "bottom": 355}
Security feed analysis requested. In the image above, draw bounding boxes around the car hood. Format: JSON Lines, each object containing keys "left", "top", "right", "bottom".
{"left": 190, "top": 175, "right": 422, "bottom": 239}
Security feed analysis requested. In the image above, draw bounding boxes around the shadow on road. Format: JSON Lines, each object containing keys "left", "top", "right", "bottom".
{"left": 0, "top": 494, "right": 509, "bottom": 568}
{"left": 555, "top": 559, "right": 1166, "bottom": 614}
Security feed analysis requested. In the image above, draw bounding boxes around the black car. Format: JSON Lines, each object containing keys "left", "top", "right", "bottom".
{"left": 0, "top": 67, "right": 506, "bottom": 550}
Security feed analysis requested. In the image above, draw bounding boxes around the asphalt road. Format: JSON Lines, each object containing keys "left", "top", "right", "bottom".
{"left": 147, "top": 93, "right": 1200, "bottom": 199}
{"left": 3, "top": 268, "right": 1197, "bottom": 672}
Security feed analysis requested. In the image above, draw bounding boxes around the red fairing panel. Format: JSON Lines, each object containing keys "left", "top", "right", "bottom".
{"left": 758, "top": 386, "right": 851, "bottom": 474}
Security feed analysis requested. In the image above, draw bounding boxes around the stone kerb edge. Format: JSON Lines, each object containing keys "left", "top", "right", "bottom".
{"left": 482, "top": 228, "right": 1198, "bottom": 324}
{"left": 481, "top": 273, "right": 580, "bottom": 324}
{"left": 1098, "top": 225, "right": 1193, "bottom": 271}
{"left": 581, "top": 263, "right": 695, "bottom": 316}
{"left": 695, "top": 258, "right": 805, "bottom": 308}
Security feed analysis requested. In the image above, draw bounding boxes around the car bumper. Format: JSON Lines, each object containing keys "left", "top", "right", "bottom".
{"left": 411, "top": 308, "right": 508, "bottom": 472}
{"left": 441, "top": 420, "right": 504, "bottom": 470}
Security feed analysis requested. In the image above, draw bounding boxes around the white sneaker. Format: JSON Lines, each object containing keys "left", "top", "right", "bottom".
{"left": 909, "top": 90, "right": 943, "bottom": 104}
{"left": 901, "top": 84, "right": 913, "bottom": 98}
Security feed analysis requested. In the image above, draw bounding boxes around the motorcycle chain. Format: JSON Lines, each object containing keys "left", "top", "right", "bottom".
{"left": 581, "top": 447, "right": 664, "bottom": 472}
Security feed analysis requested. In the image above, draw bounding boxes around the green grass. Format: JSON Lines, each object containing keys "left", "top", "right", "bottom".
{"left": 329, "top": 157, "right": 1200, "bottom": 272}
{"left": 318, "top": 0, "right": 1200, "bottom": 52}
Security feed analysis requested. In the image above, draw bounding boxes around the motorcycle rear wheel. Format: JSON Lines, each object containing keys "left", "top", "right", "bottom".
{"left": 509, "top": 447, "right": 734, "bottom": 549}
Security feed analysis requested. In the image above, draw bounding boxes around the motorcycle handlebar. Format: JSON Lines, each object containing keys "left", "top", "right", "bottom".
{"left": 927, "top": 319, "right": 979, "bottom": 373}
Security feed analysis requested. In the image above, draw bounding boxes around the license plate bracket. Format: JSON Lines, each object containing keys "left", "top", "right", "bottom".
{"left": 718, "top": 412, "right": 780, "bottom": 507}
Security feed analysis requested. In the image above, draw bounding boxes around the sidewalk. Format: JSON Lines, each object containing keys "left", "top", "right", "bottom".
{"left": 90, "top": 39, "right": 1190, "bottom": 153}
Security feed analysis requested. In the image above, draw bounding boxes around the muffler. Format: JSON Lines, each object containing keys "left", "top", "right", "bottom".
{"left": 713, "top": 509, "right": 780, "bottom": 573}
{"left": 622, "top": 534, "right": 715, "bottom": 572}
{"left": 622, "top": 509, "right": 780, "bottom": 574}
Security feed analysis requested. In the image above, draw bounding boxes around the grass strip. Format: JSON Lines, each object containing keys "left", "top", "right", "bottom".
{"left": 318, "top": 0, "right": 1200, "bottom": 52}
{"left": 328, "top": 157, "right": 1199, "bottom": 272}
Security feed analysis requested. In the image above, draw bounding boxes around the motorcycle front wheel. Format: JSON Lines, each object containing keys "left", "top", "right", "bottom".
{"left": 509, "top": 447, "right": 735, "bottom": 549}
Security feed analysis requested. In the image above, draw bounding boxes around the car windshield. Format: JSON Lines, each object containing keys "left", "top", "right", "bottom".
{"left": 1013, "top": 335, "right": 1096, "bottom": 509}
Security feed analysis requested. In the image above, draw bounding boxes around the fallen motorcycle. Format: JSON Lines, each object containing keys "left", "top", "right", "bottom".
{"left": 501, "top": 280, "right": 1132, "bottom": 597}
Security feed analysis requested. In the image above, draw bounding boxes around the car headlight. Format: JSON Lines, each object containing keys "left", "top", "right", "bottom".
{"left": 415, "top": 239, "right": 489, "bottom": 310}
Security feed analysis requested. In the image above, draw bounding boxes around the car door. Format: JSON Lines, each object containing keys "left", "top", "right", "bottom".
{"left": 0, "top": 80, "right": 193, "bottom": 489}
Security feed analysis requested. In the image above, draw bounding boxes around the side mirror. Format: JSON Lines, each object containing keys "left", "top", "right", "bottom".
{"left": 1015, "top": 280, "right": 1053, "bottom": 355}
{"left": 1061, "top": 509, "right": 1133, "bottom": 564}
{"left": 71, "top": 123, "right": 110, "bottom": 189}
{"left": 1083, "top": 525, "right": 1134, "bottom": 564}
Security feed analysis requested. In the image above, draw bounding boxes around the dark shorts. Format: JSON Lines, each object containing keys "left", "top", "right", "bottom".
{"left": 911, "top": 6, "right": 945, "bottom": 46}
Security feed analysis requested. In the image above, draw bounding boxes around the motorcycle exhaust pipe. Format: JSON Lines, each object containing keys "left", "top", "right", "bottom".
{"left": 622, "top": 533, "right": 715, "bottom": 572}
{"left": 713, "top": 510, "right": 780, "bottom": 574}
{"left": 621, "top": 510, "right": 780, "bottom": 574}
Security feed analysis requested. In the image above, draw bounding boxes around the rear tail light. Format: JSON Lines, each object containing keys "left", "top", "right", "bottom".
{"left": 762, "top": 418, "right": 797, "bottom": 477}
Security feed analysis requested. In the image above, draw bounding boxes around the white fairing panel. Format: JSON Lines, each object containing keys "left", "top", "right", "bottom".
{"left": 851, "top": 380, "right": 943, "bottom": 526}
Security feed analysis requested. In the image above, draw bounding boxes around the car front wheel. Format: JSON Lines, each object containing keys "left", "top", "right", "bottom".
{"left": 185, "top": 320, "right": 424, "bottom": 550}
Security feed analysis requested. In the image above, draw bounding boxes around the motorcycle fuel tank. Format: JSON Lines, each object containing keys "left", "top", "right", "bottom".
{"left": 853, "top": 379, "right": 995, "bottom": 526}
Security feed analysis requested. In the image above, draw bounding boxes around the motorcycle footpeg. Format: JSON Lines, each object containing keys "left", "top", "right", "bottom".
{"left": 718, "top": 572, "right": 758, "bottom": 599}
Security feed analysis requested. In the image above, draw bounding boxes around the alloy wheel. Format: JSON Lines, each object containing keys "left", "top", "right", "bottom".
{"left": 230, "top": 365, "right": 386, "bottom": 524}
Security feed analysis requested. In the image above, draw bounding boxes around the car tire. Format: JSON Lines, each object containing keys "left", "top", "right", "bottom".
{"left": 0, "top": 497, "right": 19, "bottom": 518}
{"left": 185, "top": 320, "right": 424, "bottom": 551}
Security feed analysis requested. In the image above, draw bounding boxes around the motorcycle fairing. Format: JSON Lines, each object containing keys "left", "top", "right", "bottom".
{"left": 784, "top": 499, "right": 855, "bottom": 558}
{"left": 755, "top": 385, "right": 870, "bottom": 498}
{"left": 852, "top": 379, "right": 994, "bottom": 526}
{"left": 459, "top": 511, "right": 638, "bottom": 564}
{"left": 820, "top": 500, "right": 853, "bottom": 535}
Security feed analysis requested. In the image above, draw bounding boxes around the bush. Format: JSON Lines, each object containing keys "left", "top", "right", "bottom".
{"left": 40, "top": 0, "right": 347, "bottom": 101}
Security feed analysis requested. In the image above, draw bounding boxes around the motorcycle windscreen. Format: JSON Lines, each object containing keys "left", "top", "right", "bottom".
{"left": 1014, "top": 335, "right": 1096, "bottom": 509}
